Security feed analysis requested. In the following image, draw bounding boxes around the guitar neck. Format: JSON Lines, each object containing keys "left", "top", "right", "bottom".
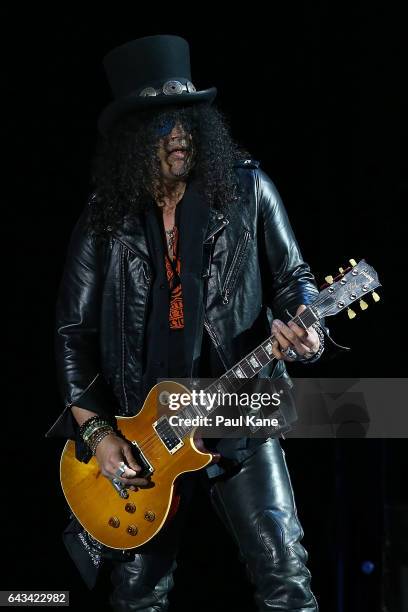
{"left": 218, "top": 305, "right": 318, "bottom": 395}
{"left": 173, "top": 305, "right": 319, "bottom": 436}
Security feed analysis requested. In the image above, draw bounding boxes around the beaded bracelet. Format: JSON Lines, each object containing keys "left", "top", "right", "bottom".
{"left": 298, "top": 323, "right": 325, "bottom": 363}
{"left": 82, "top": 420, "right": 112, "bottom": 442}
{"left": 86, "top": 424, "right": 113, "bottom": 445}
{"left": 79, "top": 415, "right": 103, "bottom": 438}
{"left": 88, "top": 428, "right": 116, "bottom": 455}
{"left": 80, "top": 416, "right": 113, "bottom": 442}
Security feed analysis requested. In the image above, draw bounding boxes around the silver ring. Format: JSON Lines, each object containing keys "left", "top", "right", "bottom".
{"left": 282, "top": 346, "right": 298, "bottom": 360}
{"left": 115, "top": 462, "right": 126, "bottom": 478}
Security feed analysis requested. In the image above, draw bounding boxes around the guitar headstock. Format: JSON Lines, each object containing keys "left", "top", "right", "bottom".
{"left": 312, "top": 259, "right": 381, "bottom": 319}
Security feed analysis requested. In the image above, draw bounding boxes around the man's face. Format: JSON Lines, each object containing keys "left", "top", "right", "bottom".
{"left": 156, "top": 120, "right": 194, "bottom": 182}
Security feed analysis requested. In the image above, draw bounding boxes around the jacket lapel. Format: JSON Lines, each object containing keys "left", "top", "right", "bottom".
{"left": 109, "top": 196, "right": 230, "bottom": 262}
{"left": 110, "top": 211, "right": 152, "bottom": 264}
{"left": 205, "top": 208, "right": 230, "bottom": 241}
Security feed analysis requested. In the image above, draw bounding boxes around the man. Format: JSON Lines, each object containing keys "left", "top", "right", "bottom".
{"left": 46, "top": 35, "right": 325, "bottom": 611}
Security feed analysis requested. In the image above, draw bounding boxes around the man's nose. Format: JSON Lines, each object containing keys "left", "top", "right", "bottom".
{"left": 169, "top": 123, "right": 186, "bottom": 140}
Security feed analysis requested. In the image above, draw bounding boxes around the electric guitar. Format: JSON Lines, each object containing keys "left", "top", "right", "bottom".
{"left": 59, "top": 259, "right": 380, "bottom": 549}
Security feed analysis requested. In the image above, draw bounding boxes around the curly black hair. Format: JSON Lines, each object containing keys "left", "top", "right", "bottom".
{"left": 87, "top": 102, "right": 251, "bottom": 236}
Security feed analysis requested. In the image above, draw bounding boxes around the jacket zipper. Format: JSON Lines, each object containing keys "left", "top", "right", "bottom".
{"left": 221, "top": 230, "right": 250, "bottom": 304}
{"left": 138, "top": 271, "right": 152, "bottom": 398}
{"left": 119, "top": 243, "right": 152, "bottom": 414}
{"left": 203, "top": 315, "right": 230, "bottom": 371}
{"left": 119, "top": 245, "right": 129, "bottom": 413}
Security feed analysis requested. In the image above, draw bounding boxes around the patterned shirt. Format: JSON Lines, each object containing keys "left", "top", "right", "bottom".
{"left": 164, "top": 226, "right": 184, "bottom": 329}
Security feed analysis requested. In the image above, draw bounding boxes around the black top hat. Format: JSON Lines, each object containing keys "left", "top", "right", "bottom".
{"left": 97, "top": 35, "right": 217, "bottom": 136}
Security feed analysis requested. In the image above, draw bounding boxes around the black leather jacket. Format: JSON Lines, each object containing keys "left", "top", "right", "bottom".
{"left": 46, "top": 160, "right": 320, "bottom": 457}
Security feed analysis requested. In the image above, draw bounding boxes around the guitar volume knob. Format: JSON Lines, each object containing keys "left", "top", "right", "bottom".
{"left": 108, "top": 516, "right": 120, "bottom": 528}
{"left": 144, "top": 511, "right": 156, "bottom": 522}
{"left": 126, "top": 525, "right": 138, "bottom": 536}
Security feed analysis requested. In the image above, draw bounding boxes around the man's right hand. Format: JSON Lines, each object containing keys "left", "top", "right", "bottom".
{"left": 94, "top": 433, "right": 150, "bottom": 491}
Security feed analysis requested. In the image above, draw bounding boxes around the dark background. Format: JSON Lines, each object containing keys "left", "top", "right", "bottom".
{"left": 4, "top": 4, "right": 407, "bottom": 611}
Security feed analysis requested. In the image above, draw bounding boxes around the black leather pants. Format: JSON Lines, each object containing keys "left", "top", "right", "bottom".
{"left": 109, "top": 438, "right": 318, "bottom": 611}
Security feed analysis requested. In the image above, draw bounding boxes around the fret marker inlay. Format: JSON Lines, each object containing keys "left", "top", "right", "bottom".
{"left": 264, "top": 342, "right": 273, "bottom": 355}
{"left": 249, "top": 355, "right": 260, "bottom": 369}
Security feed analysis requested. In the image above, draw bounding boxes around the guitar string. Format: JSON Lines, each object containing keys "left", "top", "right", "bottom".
{"left": 129, "top": 291, "right": 339, "bottom": 454}
{"left": 128, "top": 288, "right": 349, "bottom": 454}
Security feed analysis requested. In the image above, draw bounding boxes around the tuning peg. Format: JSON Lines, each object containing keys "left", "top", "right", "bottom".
{"left": 325, "top": 275, "right": 334, "bottom": 284}
{"left": 372, "top": 291, "right": 380, "bottom": 303}
{"left": 349, "top": 259, "right": 357, "bottom": 267}
{"left": 339, "top": 267, "right": 345, "bottom": 275}
{"left": 359, "top": 299, "right": 368, "bottom": 310}
{"left": 347, "top": 307, "right": 357, "bottom": 319}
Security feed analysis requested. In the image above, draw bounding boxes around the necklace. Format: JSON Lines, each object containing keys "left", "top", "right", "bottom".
{"left": 165, "top": 226, "right": 176, "bottom": 254}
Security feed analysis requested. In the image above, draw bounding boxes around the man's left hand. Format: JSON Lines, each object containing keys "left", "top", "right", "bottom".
{"left": 271, "top": 305, "right": 320, "bottom": 362}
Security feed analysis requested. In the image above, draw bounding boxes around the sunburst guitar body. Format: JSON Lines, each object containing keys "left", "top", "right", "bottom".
{"left": 60, "top": 380, "right": 212, "bottom": 550}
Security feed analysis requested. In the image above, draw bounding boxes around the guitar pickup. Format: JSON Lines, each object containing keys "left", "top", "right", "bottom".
{"left": 152, "top": 415, "right": 184, "bottom": 454}
{"left": 130, "top": 440, "right": 154, "bottom": 477}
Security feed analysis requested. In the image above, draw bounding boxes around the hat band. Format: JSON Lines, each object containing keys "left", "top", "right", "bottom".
{"left": 138, "top": 79, "right": 197, "bottom": 98}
